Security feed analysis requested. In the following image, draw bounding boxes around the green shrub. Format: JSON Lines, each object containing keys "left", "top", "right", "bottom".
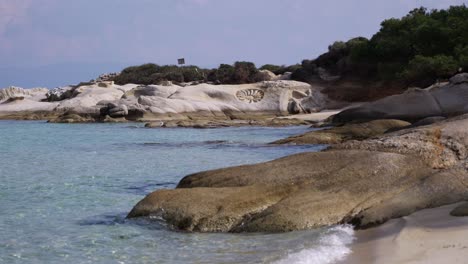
{"left": 232, "top": 61, "right": 260, "bottom": 84}
{"left": 180, "top": 66, "right": 205, "bottom": 82}
{"left": 215, "top": 64, "right": 235, "bottom": 83}
{"left": 328, "top": 41, "right": 347, "bottom": 53}
{"left": 402, "top": 55, "right": 458, "bottom": 84}
{"left": 114, "top": 63, "right": 208, "bottom": 85}
{"left": 114, "top": 63, "right": 159, "bottom": 85}
{"left": 206, "top": 62, "right": 265, "bottom": 84}
{"left": 259, "top": 64, "right": 282, "bottom": 73}
{"left": 163, "top": 71, "right": 184, "bottom": 83}
{"left": 456, "top": 45, "right": 468, "bottom": 71}
{"left": 293, "top": 5, "right": 468, "bottom": 85}
{"left": 259, "top": 64, "right": 298, "bottom": 75}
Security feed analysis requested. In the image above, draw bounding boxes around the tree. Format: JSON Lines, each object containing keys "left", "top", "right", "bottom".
{"left": 402, "top": 55, "right": 458, "bottom": 85}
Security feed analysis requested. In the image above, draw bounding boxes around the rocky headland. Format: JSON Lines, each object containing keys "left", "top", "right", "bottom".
{"left": 0, "top": 74, "right": 343, "bottom": 127}
{"left": 127, "top": 73, "right": 468, "bottom": 233}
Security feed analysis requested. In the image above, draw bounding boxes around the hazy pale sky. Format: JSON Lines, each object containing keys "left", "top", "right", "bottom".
{"left": 0, "top": 0, "right": 466, "bottom": 87}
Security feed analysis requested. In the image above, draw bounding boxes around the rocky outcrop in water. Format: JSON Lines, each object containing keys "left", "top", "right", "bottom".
{"left": 271, "top": 119, "right": 410, "bottom": 145}
{"left": 127, "top": 115, "right": 468, "bottom": 232}
{"left": 0, "top": 80, "right": 333, "bottom": 123}
{"left": 145, "top": 118, "right": 310, "bottom": 129}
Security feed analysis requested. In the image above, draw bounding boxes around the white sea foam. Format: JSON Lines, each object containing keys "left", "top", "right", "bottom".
{"left": 272, "top": 225, "right": 355, "bottom": 264}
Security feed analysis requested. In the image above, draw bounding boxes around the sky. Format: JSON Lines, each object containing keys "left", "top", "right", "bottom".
{"left": 0, "top": 0, "right": 466, "bottom": 88}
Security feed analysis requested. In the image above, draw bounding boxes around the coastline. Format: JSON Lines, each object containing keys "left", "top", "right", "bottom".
{"left": 0, "top": 110, "right": 339, "bottom": 128}
{"left": 342, "top": 203, "right": 468, "bottom": 264}
{"left": 0, "top": 80, "right": 339, "bottom": 126}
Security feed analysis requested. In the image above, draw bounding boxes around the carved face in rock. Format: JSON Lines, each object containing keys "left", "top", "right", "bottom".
{"left": 236, "top": 89, "right": 265, "bottom": 103}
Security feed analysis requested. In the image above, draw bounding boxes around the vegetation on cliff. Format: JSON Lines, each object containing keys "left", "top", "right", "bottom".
{"left": 114, "top": 5, "right": 467, "bottom": 92}
{"left": 114, "top": 64, "right": 206, "bottom": 85}
{"left": 292, "top": 5, "right": 468, "bottom": 87}
{"left": 114, "top": 62, "right": 273, "bottom": 85}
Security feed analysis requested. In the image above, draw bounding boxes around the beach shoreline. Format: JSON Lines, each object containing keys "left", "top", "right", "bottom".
{"left": 341, "top": 203, "right": 468, "bottom": 264}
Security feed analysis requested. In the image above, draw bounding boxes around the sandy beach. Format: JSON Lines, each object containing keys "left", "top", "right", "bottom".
{"left": 342, "top": 203, "right": 468, "bottom": 264}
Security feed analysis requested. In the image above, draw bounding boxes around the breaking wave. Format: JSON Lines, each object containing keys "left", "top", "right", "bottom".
{"left": 272, "top": 225, "right": 355, "bottom": 264}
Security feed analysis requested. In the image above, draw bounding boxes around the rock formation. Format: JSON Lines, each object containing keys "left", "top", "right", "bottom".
{"left": 450, "top": 202, "right": 468, "bottom": 217}
{"left": 145, "top": 118, "right": 309, "bottom": 129}
{"left": 271, "top": 119, "right": 410, "bottom": 145}
{"left": 127, "top": 114, "right": 468, "bottom": 232}
{"left": 45, "top": 86, "right": 76, "bottom": 102}
{"left": 0, "top": 86, "right": 48, "bottom": 103}
{"left": 332, "top": 73, "right": 468, "bottom": 123}
{"left": 0, "top": 80, "right": 332, "bottom": 123}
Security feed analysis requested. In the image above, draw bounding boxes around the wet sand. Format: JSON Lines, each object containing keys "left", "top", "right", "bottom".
{"left": 342, "top": 203, "right": 468, "bottom": 264}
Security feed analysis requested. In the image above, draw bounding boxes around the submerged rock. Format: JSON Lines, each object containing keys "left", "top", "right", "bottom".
{"left": 144, "top": 118, "right": 310, "bottom": 129}
{"left": 128, "top": 115, "right": 468, "bottom": 232}
{"left": 48, "top": 113, "right": 95, "bottom": 123}
{"left": 272, "top": 119, "right": 410, "bottom": 145}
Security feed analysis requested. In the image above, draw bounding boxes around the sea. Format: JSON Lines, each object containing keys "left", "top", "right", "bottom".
{"left": 0, "top": 121, "right": 355, "bottom": 264}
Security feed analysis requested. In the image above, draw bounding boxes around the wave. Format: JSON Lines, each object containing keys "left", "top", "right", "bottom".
{"left": 272, "top": 225, "right": 355, "bottom": 264}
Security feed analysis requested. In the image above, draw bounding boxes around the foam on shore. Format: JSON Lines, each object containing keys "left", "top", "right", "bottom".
{"left": 273, "top": 225, "right": 355, "bottom": 264}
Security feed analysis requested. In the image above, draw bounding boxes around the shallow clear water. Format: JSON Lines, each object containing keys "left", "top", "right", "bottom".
{"left": 0, "top": 121, "right": 353, "bottom": 264}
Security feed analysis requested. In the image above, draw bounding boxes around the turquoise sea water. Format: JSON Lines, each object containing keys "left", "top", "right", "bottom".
{"left": 0, "top": 121, "right": 354, "bottom": 264}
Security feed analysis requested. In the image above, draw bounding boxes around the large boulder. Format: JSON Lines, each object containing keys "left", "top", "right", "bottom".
{"left": 258, "top": 70, "right": 277, "bottom": 81}
{"left": 333, "top": 88, "right": 442, "bottom": 123}
{"left": 54, "top": 84, "right": 124, "bottom": 115}
{"left": 332, "top": 73, "right": 468, "bottom": 123}
{"left": 128, "top": 150, "right": 432, "bottom": 232}
{"left": 430, "top": 82, "right": 468, "bottom": 116}
{"left": 98, "top": 102, "right": 129, "bottom": 118}
{"left": 449, "top": 73, "right": 468, "bottom": 84}
{"left": 127, "top": 116, "right": 468, "bottom": 232}
{"left": 45, "top": 86, "right": 76, "bottom": 101}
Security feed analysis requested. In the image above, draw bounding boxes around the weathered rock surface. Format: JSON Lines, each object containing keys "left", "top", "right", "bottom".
{"left": 449, "top": 73, "right": 468, "bottom": 84}
{"left": 450, "top": 202, "right": 468, "bottom": 217}
{"left": 145, "top": 118, "right": 310, "bottom": 129}
{"left": 406, "top": 116, "right": 446, "bottom": 129}
{"left": 0, "top": 80, "right": 333, "bottom": 123}
{"left": 130, "top": 81, "right": 324, "bottom": 118}
{"left": 332, "top": 73, "right": 468, "bottom": 123}
{"left": 258, "top": 70, "right": 277, "bottom": 81}
{"left": 45, "top": 86, "right": 76, "bottom": 101}
{"left": 48, "top": 113, "right": 95, "bottom": 123}
{"left": 128, "top": 115, "right": 468, "bottom": 232}
{"left": 0, "top": 86, "right": 48, "bottom": 103}
{"left": 272, "top": 119, "right": 410, "bottom": 145}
